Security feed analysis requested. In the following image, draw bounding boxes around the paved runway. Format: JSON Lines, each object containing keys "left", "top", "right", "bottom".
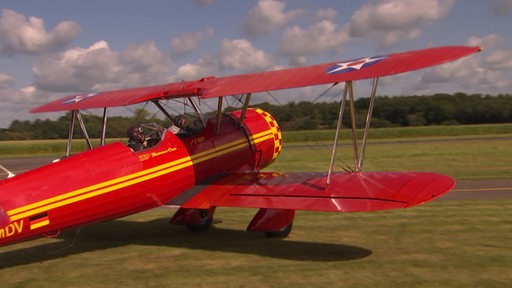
{"left": 1, "top": 157, "right": 511, "bottom": 200}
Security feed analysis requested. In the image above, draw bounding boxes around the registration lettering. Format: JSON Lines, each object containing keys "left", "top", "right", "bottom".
{"left": 0, "top": 220, "right": 24, "bottom": 239}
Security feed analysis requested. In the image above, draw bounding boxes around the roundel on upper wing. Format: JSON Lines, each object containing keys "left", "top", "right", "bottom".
{"left": 325, "top": 55, "right": 387, "bottom": 75}
{"left": 62, "top": 92, "right": 101, "bottom": 105}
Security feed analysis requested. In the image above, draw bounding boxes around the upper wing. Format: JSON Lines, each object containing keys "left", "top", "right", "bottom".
{"left": 170, "top": 171, "right": 455, "bottom": 212}
{"left": 31, "top": 46, "right": 480, "bottom": 113}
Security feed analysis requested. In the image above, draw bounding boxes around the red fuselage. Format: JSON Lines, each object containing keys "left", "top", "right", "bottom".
{"left": 0, "top": 108, "right": 282, "bottom": 246}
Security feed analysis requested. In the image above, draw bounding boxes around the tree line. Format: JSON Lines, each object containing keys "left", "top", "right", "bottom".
{"left": 1, "top": 93, "right": 511, "bottom": 140}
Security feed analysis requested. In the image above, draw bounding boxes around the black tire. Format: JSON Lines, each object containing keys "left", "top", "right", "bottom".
{"left": 185, "top": 214, "right": 213, "bottom": 232}
{"left": 264, "top": 222, "right": 293, "bottom": 238}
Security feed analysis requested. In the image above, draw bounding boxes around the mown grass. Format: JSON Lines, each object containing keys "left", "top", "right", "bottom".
{"left": 270, "top": 136, "right": 512, "bottom": 180}
{"left": 0, "top": 201, "right": 510, "bottom": 288}
{"left": 0, "top": 123, "right": 510, "bottom": 157}
{"left": 283, "top": 123, "right": 512, "bottom": 142}
{"left": 0, "top": 124, "right": 511, "bottom": 287}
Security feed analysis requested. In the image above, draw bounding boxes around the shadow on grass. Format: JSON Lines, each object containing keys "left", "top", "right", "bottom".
{"left": 0, "top": 217, "right": 371, "bottom": 268}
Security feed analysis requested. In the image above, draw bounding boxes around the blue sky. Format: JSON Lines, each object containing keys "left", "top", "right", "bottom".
{"left": 0, "top": 0, "right": 511, "bottom": 128}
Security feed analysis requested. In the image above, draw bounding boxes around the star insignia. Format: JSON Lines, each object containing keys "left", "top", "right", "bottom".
{"left": 326, "top": 55, "right": 387, "bottom": 75}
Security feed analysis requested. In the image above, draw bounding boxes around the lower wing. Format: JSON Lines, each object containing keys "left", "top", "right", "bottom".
{"left": 170, "top": 171, "right": 455, "bottom": 212}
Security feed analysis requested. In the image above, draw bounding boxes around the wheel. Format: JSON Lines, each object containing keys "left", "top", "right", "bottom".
{"left": 185, "top": 210, "right": 213, "bottom": 232}
{"left": 264, "top": 222, "right": 293, "bottom": 238}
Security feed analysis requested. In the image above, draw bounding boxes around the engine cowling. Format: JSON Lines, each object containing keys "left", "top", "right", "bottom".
{"left": 230, "top": 108, "right": 282, "bottom": 170}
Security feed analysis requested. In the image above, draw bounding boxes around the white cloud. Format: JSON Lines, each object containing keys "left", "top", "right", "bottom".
{"left": 315, "top": 8, "right": 338, "bottom": 21}
{"left": 489, "top": 0, "right": 512, "bottom": 16}
{"left": 0, "top": 72, "right": 15, "bottom": 89}
{"left": 485, "top": 49, "right": 512, "bottom": 69}
{"left": 0, "top": 9, "right": 80, "bottom": 56}
{"left": 347, "top": 0, "right": 455, "bottom": 47}
{"left": 219, "top": 38, "right": 273, "bottom": 72}
{"left": 173, "top": 56, "right": 219, "bottom": 81}
{"left": 170, "top": 27, "right": 214, "bottom": 57}
{"left": 418, "top": 48, "right": 510, "bottom": 93}
{"left": 32, "top": 40, "right": 173, "bottom": 93}
{"left": 279, "top": 20, "right": 349, "bottom": 65}
{"left": 0, "top": 81, "right": 49, "bottom": 128}
{"left": 243, "top": 0, "right": 303, "bottom": 37}
{"left": 467, "top": 34, "right": 502, "bottom": 48}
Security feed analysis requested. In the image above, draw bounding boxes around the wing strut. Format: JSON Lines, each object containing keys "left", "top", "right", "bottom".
{"left": 216, "top": 97, "right": 223, "bottom": 135}
{"left": 239, "top": 93, "right": 252, "bottom": 125}
{"left": 66, "top": 111, "right": 76, "bottom": 157}
{"left": 327, "top": 81, "right": 348, "bottom": 185}
{"left": 152, "top": 100, "right": 174, "bottom": 122}
{"left": 76, "top": 111, "right": 93, "bottom": 150}
{"left": 327, "top": 77, "right": 380, "bottom": 185}
{"left": 358, "top": 77, "right": 379, "bottom": 170}
{"left": 100, "top": 108, "right": 108, "bottom": 146}
{"left": 348, "top": 81, "right": 359, "bottom": 172}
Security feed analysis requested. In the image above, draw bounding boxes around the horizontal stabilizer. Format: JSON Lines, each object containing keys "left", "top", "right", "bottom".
{"left": 178, "top": 172, "right": 455, "bottom": 212}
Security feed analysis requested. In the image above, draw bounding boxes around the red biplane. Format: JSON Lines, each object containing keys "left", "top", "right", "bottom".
{"left": 0, "top": 46, "right": 480, "bottom": 245}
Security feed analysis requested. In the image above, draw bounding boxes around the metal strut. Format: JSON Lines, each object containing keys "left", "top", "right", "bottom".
{"left": 358, "top": 77, "right": 379, "bottom": 170}
{"left": 216, "top": 97, "right": 223, "bottom": 135}
{"left": 239, "top": 93, "right": 252, "bottom": 125}
{"left": 347, "top": 81, "right": 359, "bottom": 172}
{"left": 76, "top": 111, "right": 93, "bottom": 150}
{"left": 100, "top": 108, "right": 108, "bottom": 146}
{"left": 327, "top": 82, "right": 349, "bottom": 186}
{"left": 326, "top": 78, "right": 380, "bottom": 185}
{"left": 66, "top": 111, "right": 76, "bottom": 157}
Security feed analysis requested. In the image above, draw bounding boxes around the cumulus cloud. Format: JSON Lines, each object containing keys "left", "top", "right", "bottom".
{"left": 0, "top": 9, "right": 80, "bottom": 56}
{"left": 0, "top": 72, "right": 15, "bottom": 89}
{"left": 279, "top": 20, "right": 349, "bottom": 65}
{"left": 417, "top": 39, "right": 510, "bottom": 93}
{"left": 172, "top": 38, "right": 275, "bottom": 81}
{"left": 466, "top": 34, "right": 512, "bottom": 70}
{"left": 0, "top": 76, "right": 48, "bottom": 127}
{"left": 347, "top": 0, "right": 455, "bottom": 47}
{"left": 427, "top": 57, "right": 509, "bottom": 91}
{"left": 489, "top": 0, "right": 512, "bottom": 16}
{"left": 315, "top": 8, "right": 338, "bottom": 20}
{"left": 219, "top": 38, "right": 273, "bottom": 72}
{"left": 467, "top": 34, "right": 503, "bottom": 48}
{"left": 32, "top": 40, "right": 173, "bottom": 93}
{"left": 174, "top": 57, "right": 219, "bottom": 81}
{"left": 243, "top": 0, "right": 303, "bottom": 37}
{"left": 485, "top": 49, "right": 512, "bottom": 69}
{"left": 170, "top": 27, "right": 214, "bottom": 57}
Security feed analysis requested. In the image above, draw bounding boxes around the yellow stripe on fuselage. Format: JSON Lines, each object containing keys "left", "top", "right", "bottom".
{"left": 7, "top": 130, "right": 274, "bottom": 221}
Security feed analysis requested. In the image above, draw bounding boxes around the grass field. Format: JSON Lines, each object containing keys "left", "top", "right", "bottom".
{"left": 0, "top": 201, "right": 510, "bottom": 288}
{"left": 0, "top": 125, "right": 511, "bottom": 287}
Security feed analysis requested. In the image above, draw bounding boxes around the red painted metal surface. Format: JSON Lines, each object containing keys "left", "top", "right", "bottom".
{"left": 1, "top": 46, "right": 474, "bottom": 245}
{"left": 178, "top": 171, "right": 455, "bottom": 212}
{"left": 247, "top": 208, "right": 295, "bottom": 232}
{"left": 0, "top": 108, "right": 279, "bottom": 246}
{"left": 31, "top": 46, "right": 480, "bottom": 113}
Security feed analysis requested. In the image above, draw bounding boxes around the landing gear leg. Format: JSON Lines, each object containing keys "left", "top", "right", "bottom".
{"left": 247, "top": 208, "right": 295, "bottom": 238}
{"left": 170, "top": 207, "right": 216, "bottom": 232}
{"left": 186, "top": 209, "right": 213, "bottom": 232}
{"left": 265, "top": 222, "right": 293, "bottom": 238}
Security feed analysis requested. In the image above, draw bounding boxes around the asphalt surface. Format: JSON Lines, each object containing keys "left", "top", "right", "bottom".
{"left": 1, "top": 156, "right": 510, "bottom": 200}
